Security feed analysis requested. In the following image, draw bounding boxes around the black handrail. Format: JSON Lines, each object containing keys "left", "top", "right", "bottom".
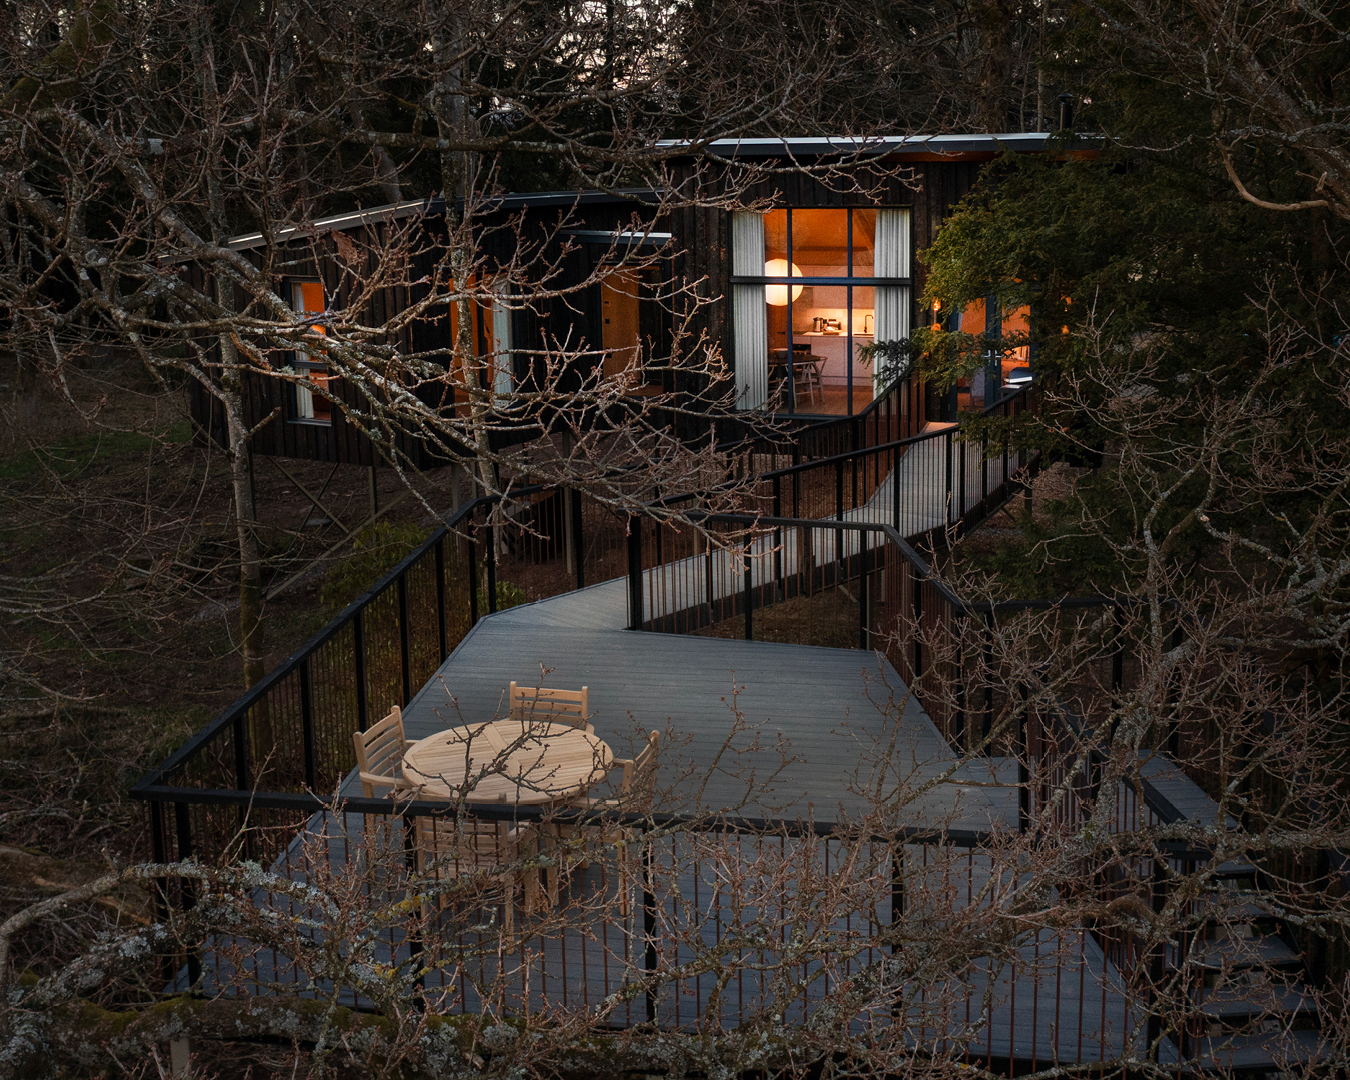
{"left": 132, "top": 388, "right": 1037, "bottom": 798}
{"left": 758, "top": 385, "right": 1031, "bottom": 481}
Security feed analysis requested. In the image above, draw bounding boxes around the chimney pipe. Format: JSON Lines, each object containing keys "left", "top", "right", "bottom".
{"left": 1058, "top": 94, "right": 1075, "bottom": 131}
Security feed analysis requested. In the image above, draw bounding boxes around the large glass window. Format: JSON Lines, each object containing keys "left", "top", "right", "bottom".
{"left": 730, "top": 207, "right": 910, "bottom": 416}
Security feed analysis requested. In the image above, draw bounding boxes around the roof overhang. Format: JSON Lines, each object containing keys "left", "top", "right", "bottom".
{"left": 664, "top": 132, "right": 1096, "bottom": 160}
{"left": 220, "top": 189, "right": 662, "bottom": 253}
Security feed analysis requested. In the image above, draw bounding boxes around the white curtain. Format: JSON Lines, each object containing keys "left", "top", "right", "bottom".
{"left": 874, "top": 208, "right": 910, "bottom": 278}
{"left": 492, "top": 284, "right": 513, "bottom": 397}
{"left": 731, "top": 212, "right": 768, "bottom": 410}
{"left": 295, "top": 380, "right": 314, "bottom": 419}
{"left": 874, "top": 208, "right": 911, "bottom": 348}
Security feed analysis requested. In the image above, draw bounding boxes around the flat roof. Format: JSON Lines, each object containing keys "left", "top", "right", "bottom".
{"left": 678, "top": 133, "right": 1064, "bottom": 157}
{"left": 217, "top": 134, "right": 1077, "bottom": 251}
{"left": 222, "top": 189, "right": 661, "bottom": 252}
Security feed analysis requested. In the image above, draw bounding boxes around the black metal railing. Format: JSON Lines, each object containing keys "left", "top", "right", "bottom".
{"left": 129, "top": 371, "right": 1328, "bottom": 1062}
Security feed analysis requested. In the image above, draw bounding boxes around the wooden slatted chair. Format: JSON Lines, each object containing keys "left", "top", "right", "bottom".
{"left": 566, "top": 731, "right": 660, "bottom": 915}
{"left": 509, "top": 682, "right": 592, "bottom": 733}
{"left": 351, "top": 706, "right": 408, "bottom": 848}
{"left": 352, "top": 705, "right": 408, "bottom": 798}
{"left": 411, "top": 791, "right": 540, "bottom": 935}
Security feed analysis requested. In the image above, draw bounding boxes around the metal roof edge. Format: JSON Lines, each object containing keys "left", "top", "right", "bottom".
{"left": 658, "top": 133, "right": 1083, "bottom": 156}
{"left": 220, "top": 189, "right": 661, "bottom": 250}
{"left": 224, "top": 196, "right": 438, "bottom": 251}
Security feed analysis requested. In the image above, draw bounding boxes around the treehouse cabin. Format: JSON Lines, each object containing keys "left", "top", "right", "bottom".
{"left": 186, "top": 190, "right": 674, "bottom": 470}
{"left": 186, "top": 134, "right": 1065, "bottom": 470}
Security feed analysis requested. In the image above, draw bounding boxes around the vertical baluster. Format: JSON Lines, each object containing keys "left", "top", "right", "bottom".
{"left": 300, "top": 656, "right": 318, "bottom": 788}
{"left": 397, "top": 574, "right": 412, "bottom": 704}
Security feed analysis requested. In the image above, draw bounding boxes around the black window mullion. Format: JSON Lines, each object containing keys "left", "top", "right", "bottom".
{"left": 730, "top": 277, "right": 909, "bottom": 287}
{"left": 847, "top": 208, "right": 853, "bottom": 278}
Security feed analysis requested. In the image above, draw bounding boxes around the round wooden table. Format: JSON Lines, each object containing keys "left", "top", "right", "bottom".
{"left": 401, "top": 719, "right": 613, "bottom": 805}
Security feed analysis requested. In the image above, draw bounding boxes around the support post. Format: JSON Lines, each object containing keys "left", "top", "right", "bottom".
{"left": 704, "top": 533, "right": 715, "bottom": 626}
{"left": 570, "top": 488, "right": 585, "bottom": 589}
{"left": 643, "top": 827, "right": 658, "bottom": 1023}
{"left": 175, "top": 802, "right": 202, "bottom": 989}
{"left": 892, "top": 444, "right": 900, "bottom": 531}
{"left": 773, "top": 476, "right": 784, "bottom": 600}
{"left": 299, "top": 657, "right": 318, "bottom": 790}
{"left": 945, "top": 431, "right": 954, "bottom": 525}
{"left": 466, "top": 537, "right": 479, "bottom": 627}
{"left": 858, "top": 546, "right": 869, "bottom": 649}
{"left": 983, "top": 611, "right": 995, "bottom": 742}
{"left": 627, "top": 516, "right": 644, "bottom": 631}
{"left": 1146, "top": 856, "right": 1169, "bottom": 1059}
{"left": 434, "top": 536, "right": 448, "bottom": 662}
{"left": 403, "top": 811, "right": 426, "bottom": 1011}
{"left": 981, "top": 435, "right": 988, "bottom": 504}
{"left": 835, "top": 458, "right": 845, "bottom": 586}
{"left": 743, "top": 543, "right": 753, "bottom": 641}
{"left": 485, "top": 543, "right": 498, "bottom": 615}
{"left": 912, "top": 569, "right": 923, "bottom": 683}
{"left": 1018, "top": 682, "right": 1031, "bottom": 834}
{"left": 354, "top": 609, "right": 369, "bottom": 731}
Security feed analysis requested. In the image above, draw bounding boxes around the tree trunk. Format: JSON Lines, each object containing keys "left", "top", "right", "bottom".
{"left": 223, "top": 386, "right": 264, "bottom": 690}
{"left": 189, "top": 11, "right": 266, "bottom": 695}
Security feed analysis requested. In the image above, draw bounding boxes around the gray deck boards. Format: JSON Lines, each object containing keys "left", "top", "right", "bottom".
{"left": 340, "top": 608, "right": 1017, "bottom": 832}
{"left": 290, "top": 592, "right": 1149, "bottom": 1059}
{"left": 177, "top": 428, "right": 1316, "bottom": 1067}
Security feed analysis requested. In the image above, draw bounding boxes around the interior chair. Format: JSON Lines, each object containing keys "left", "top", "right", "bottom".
{"left": 509, "top": 682, "right": 592, "bottom": 733}
{"left": 412, "top": 791, "right": 540, "bottom": 935}
{"left": 565, "top": 731, "right": 660, "bottom": 915}
{"left": 794, "top": 354, "right": 823, "bottom": 408}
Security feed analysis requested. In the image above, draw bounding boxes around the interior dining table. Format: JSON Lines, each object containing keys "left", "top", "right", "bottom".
{"left": 401, "top": 718, "right": 613, "bottom": 806}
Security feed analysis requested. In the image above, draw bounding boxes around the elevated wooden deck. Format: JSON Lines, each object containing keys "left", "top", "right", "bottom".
{"left": 211, "top": 497, "right": 1313, "bottom": 1068}
{"left": 291, "top": 593, "right": 1155, "bottom": 1062}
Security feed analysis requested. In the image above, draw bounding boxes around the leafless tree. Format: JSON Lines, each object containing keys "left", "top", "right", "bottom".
{"left": 1, "top": 0, "right": 899, "bottom": 692}
{"left": 4, "top": 505, "right": 1350, "bottom": 1080}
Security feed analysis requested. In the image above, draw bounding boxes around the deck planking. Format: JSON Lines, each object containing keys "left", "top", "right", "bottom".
{"left": 287, "top": 596, "right": 1147, "bottom": 1060}
{"left": 341, "top": 610, "right": 1017, "bottom": 832}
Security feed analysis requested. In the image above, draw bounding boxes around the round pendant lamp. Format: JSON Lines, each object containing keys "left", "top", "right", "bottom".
{"left": 764, "top": 258, "right": 804, "bottom": 306}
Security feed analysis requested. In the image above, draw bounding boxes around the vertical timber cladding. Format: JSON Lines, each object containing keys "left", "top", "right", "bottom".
{"left": 217, "top": 212, "right": 442, "bottom": 470}
{"left": 497, "top": 196, "right": 670, "bottom": 398}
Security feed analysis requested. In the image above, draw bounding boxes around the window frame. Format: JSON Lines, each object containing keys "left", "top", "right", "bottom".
{"left": 287, "top": 278, "right": 333, "bottom": 426}
{"left": 729, "top": 206, "right": 912, "bottom": 417}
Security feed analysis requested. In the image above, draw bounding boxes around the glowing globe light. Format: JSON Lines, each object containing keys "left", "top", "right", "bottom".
{"left": 764, "top": 258, "right": 804, "bottom": 306}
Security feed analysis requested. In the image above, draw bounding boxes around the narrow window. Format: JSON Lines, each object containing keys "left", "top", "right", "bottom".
{"left": 290, "top": 280, "right": 331, "bottom": 424}
{"left": 490, "top": 282, "right": 514, "bottom": 398}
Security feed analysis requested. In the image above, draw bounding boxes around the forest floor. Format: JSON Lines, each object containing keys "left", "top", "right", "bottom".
{"left": 0, "top": 358, "right": 459, "bottom": 983}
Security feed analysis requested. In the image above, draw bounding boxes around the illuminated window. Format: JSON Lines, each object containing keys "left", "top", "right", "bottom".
{"left": 290, "top": 281, "right": 331, "bottom": 424}
{"left": 730, "top": 208, "right": 910, "bottom": 417}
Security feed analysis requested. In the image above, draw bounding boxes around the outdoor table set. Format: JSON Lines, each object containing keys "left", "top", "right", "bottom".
{"left": 351, "top": 685, "right": 658, "bottom": 930}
